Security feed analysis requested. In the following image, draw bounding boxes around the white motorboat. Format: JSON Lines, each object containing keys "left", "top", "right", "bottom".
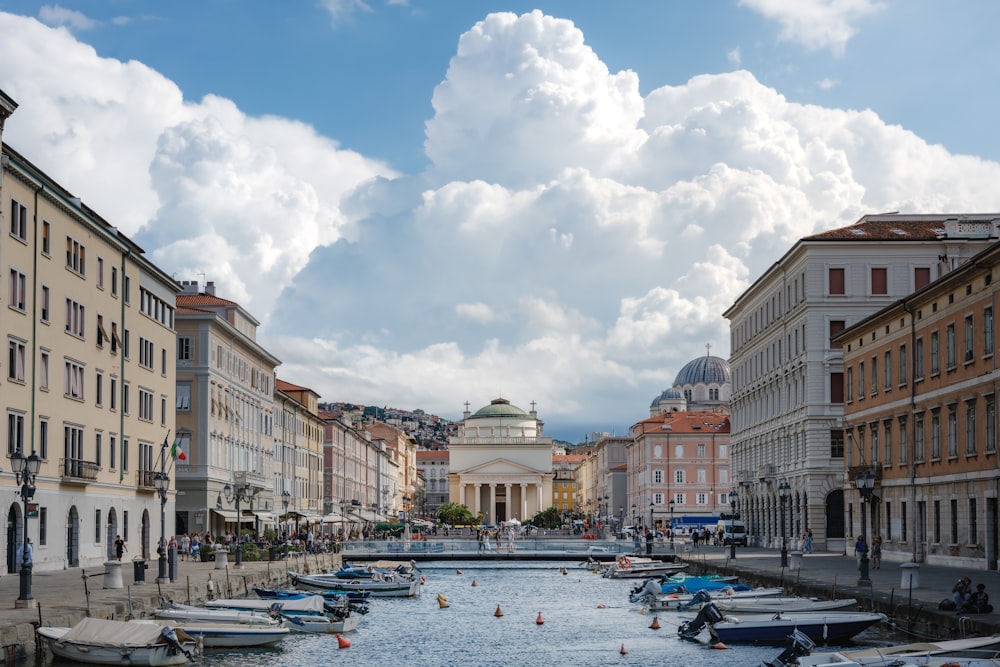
{"left": 603, "top": 555, "right": 687, "bottom": 579}
{"left": 36, "top": 617, "right": 197, "bottom": 666}
{"left": 290, "top": 570, "right": 421, "bottom": 597}
{"left": 677, "top": 601, "right": 886, "bottom": 644}
{"left": 205, "top": 596, "right": 361, "bottom": 634}
{"left": 155, "top": 602, "right": 279, "bottom": 626}
{"left": 645, "top": 586, "right": 786, "bottom": 611}
{"left": 714, "top": 596, "right": 858, "bottom": 614}
{"left": 137, "top": 621, "right": 289, "bottom": 648}
{"left": 793, "top": 634, "right": 1000, "bottom": 666}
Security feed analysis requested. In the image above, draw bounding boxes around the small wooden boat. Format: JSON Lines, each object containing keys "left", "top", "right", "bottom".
{"left": 290, "top": 571, "right": 421, "bottom": 598}
{"left": 36, "top": 617, "right": 197, "bottom": 666}
{"left": 678, "top": 601, "right": 885, "bottom": 644}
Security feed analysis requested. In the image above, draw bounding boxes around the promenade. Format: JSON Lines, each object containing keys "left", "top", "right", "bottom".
{"left": 0, "top": 551, "right": 340, "bottom": 664}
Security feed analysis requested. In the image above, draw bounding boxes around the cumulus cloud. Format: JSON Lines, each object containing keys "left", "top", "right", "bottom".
{"left": 319, "top": 0, "right": 373, "bottom": 26}
{"left": 740, "top": 0, "right": 885, "bottom": 55}
{"left": 38, "top": 4, "right": 98, "bottom": 30}
{"left": 3, "top": 9, "right": 1000, "bottom": 434}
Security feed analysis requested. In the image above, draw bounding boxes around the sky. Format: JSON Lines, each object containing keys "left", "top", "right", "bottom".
{"left": 2, "top": 1, "right": 1000, "bottom": 442}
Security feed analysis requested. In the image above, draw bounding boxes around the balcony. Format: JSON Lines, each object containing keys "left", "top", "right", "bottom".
{"left": 757, "top": 464, "right": 777, "bottom": 481}
{"left": 137, "top": 469, "right": 157, "bottom": 492}
{"left": 60, "top": 458, "right": 99, "bottom": 484}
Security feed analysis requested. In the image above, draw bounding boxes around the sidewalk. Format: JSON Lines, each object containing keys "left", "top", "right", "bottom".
{"left": 673, "top": 544, "right": 1000, "bottom": 639}
{"left": 0, "top": 552, "right": 340, "bottom": 664}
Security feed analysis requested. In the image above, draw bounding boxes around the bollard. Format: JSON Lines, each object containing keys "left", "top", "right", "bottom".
{"left": 168, "top": 546, "right": 178, "bottom": 582}
{"left": 900, "top": 562, "right": 920, "bottom": 590}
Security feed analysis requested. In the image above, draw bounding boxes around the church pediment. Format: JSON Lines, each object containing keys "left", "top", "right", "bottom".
{"left": 458, "top": 458, "right": 544, "bottom": 475}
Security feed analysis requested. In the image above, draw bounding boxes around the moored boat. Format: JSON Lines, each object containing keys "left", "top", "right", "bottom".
{"left": 155, "top": 602, "right": 279, "bottom": 626}
{"left": 289, "top": 570, "right": 421, "bottom": 597}
{"left": 641, "top": 586, "right": 785, "bottom": 610}
{"left": 205, "top": 595, "right": 361, "bottom": 634}
{"left": 677, "top": 602, "right": 885, "bottom": 644}
{"left": 36, "top": 617, "right": 197, "bottom": 666}
{"left": 137, "top": 621, "right": 289, "bottom": 648}
{"left": 791, "top": 634, "right": 1000, "bottom": 666}
{"left": 603, "top": 555, "right": 687, "bottom": 579}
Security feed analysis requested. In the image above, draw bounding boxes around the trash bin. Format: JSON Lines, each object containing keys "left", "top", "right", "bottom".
{"left": 789, "top": 550, "right": 803, "bottom": 571}
{"left": 900, "top": 562, "right": 921, "bottom": 590}
{"left": 132, "top": 557, "right": 147, "bottom": 584}
{"left": 214, "top": 545, "right": 228, "bottom": 570}
{"left": 103, "top": 560, "right": 124, "bottom": 589}
{"left": 268, "top": 546, "right": 277, "bottom": 561}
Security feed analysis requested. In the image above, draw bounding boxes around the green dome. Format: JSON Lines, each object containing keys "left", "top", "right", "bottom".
{"left": 469, "top": 397, "right": 529, "bottom": 419}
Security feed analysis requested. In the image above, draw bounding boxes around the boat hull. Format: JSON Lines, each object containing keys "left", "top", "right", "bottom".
{"left": 290, "top": 572, "right": 420, "bottom": 598}
{"left": 172, "top": 624, "right": 289, "bottom": 648}
{"left": 37, "top": 627, "right": 194, "bottom": 666}
{"left": 711, "top": 612, "right": 885, "bottom": 644}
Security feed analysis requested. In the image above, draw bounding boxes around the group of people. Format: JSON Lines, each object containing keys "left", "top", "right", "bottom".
{"left": 951, "top": 576, "right": 993, "bottom": 614}
{"left": 476, "top": 526, "right": 518, "bottom": 553}
{"left": 853, "top": 534, "right": 883, "bottom": 569}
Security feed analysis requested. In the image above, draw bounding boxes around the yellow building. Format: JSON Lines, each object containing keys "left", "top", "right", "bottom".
{"left": 3, "top": 93, "right": 180, "bottom": 572}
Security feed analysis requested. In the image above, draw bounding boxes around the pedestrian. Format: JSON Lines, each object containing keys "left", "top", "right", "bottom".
{"left": 853, "top": 535, "right": 867, "bottom": 566}
{"left": 952, "top": 576, "right": 973, "bottom": 608}
{"left": 803, "top": 528, "right": 814, "bottom": 554}
{"left": 871, "top": 535, "right": 882, "bottom": 569}
{"left": 115, "top": 534, "right": 127, "bottom": 561}
{"left": 645, "top": 528, "right": 653, "bottom": 556}
{"left": 962, "top": 584, "right": 993, "bottom": 613}
{"left": 180, "top": 533, "right": 191, "bottom": 561}
{"left": 632, "top": 528, "right": 641, "bottom": 554}
{"left": 477, "top": 528, "right": 485, "bottom": 553}
{"left": 692, "top": 530, "right": 700, "bottom": 547}
{"left": 16, "top": 537, "right": 33, "bottom": 566}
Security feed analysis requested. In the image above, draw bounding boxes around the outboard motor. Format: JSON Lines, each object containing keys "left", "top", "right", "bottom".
{"left": 677, "top": 602, "right": 724, "bottom": 641}
{"left": 761, "top": 629, "right": 816, "bottom": 666}
{"left": 677, "top": 589, "right": 713, "bottom": 611}
{"left": 160, "top": 626, "right": 196, "bottom": 661}
{"left": 629, "top": 577, "right": 662, "bottom": 603}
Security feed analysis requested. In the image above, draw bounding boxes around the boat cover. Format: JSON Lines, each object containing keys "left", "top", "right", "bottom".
{"left": 61, "top": 617, "right": 177, "bottom": 647}
{"left": 208, "top": 596, "right": 325, "bottom": 613}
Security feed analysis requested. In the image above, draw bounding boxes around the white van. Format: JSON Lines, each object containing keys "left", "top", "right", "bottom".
{"left": 716, "top": 518, "right": 748, "bottom": 546}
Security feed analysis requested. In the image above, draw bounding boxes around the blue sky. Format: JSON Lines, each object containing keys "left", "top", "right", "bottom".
{"left": 2, "top": 1, "right": 1000, "bottom": 441}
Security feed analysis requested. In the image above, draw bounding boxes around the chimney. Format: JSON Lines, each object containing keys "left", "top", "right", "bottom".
{"left": 205, "top": 281, "right": 216, "bottom": 296}
{"left": 180, "top": 280, "right": 200, "bottom": 295}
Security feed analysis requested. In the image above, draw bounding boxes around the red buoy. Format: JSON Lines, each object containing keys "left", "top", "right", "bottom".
{"left": 536, "top": 612, "right": 544, "bottom": 625}
{"left": 336, "top": 634, "right": 351, "bottom": 649}
{"left": 620, "top": 643, "right": 628, "bottom": 655}
{"left": 711, "top": 642, "right": 729, "bottom": 650}
{"left": 420, "top": 575, "right": 426, "bottom": 585}
{"left": 649, "top": 616, "right": 660, "bottom": 630}
{"left": 494, "top": 604, "right": 504, "bottom": 617}
{"left": 596, "top": 603, "right": 606, "bottom": 609}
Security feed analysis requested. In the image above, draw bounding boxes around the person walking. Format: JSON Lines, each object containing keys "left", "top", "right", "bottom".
{"left": 645, "top": 528, "right": 654, "bottom": 556}
{"left": 853, "top": 535, "right": 867, "bottom": 567}
{"left": 180, "top": 533, "right": 191, "bottom": 561}
{"left": 871, "top": 535, "right": 882, "bottom": 569}
{"left": 803, "top": 528, "right": 814, "bottom": 554}
{"left": 115, "top": 535, "right": 127, "bottom": 561}
{"left": 16, "top": 537, "right": 33, "bottom": 567}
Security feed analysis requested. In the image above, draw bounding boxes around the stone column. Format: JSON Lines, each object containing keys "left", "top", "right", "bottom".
{"left": 489, "top": 484, "right": 497, "bottom": 524}
{"left": 520, "top": 483, "right": 528, "bottom": 521}
{"left": 536, "top": 484, "right": 543, "bottom": 517}
{"left": 504, "top": 483, "right": 512, "bottom": 521}
{"left": 474, "top": 483, "right": 482, "bottom": 516}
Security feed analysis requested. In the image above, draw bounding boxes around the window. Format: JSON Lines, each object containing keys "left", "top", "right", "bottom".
{"left": 40, "top": 285, "right": 50, "bottom": 322}
{"left": 123, "top": 275, "right": 131, "bottom": 304}
{"left": 858, "top": 361, "right": 865, "bottom": 397}
{"left": 123, "top": 438, "right": 129, "bottom": 472}
{"left": 176, "top": 383, "right": 191, "bottom": 410}
{"left": 8, "top": 269, "right": 26, "bottom": 311}
{"left": 95, "top": 432, "right": 102, "bottom": 467}
{"left": 41, "top": 221, "right": 50, "bottom": 255}
{"left": 111, "top": 266, "right": 118, "bottom": 296}
{"left": 915, "top": 414, "right": 925, "bottom": 462}
{"left": 965, "top": 315, "right": 975, "bottom": 362}
{"left": 915, "top": 337, "right": 924, "bottom": 379}
{"left": 110, "top": 377, "right": 117, "bottom": 410}
{"left": 931, "top": 409, "right": 941, "bottom": 459}
{"left": 829, "top": 320, "right": 845, "bottom": 349}
{"left": 160, "top": 396, "right": 167, "bottom": 425}
{"left": 65, "top": 359, "right": 85, "bottom": 400}
{"left": 885, "top": 502, "right": 892, "bottom": 540}
{"left": 828, "top": 268, "right": 845, "bottom": 295}
{"left": 899, "top": 344, "right": 907, "bottom": 383}
{"left": 950, "top": 498, "right": 958, "bottom": 545}
{"left": 95, "top": 509, "right": 102, "bottom": 543}
{"left": 65, "top": 298, "right": 85, "bottom": 338}
{"left": 870, "top": 424, "right": 879, "bottom": 464}
{"left": 161, "top": 348, "right": 167, "bottom": 375}
{"left": 10, "top": 199, "right": 27, "bottom": 240}
{"left": 123, "top": 382, "right": 130, "bottom": 415}
{"left": 988, "top": 396, "right": 997, "bottom": 454}
{"left": 123, "top": 328, "right": 130, "bottom": 358}
{"left": 947, "top": 405, "right": 957, "bottom": 458}
{"left": 845, "top": 367, "right": 854, "bottom": 402}
{"left": 966, "top": 400, "right": 977, "bottom": 456}
{"left": 66, "top": 237, "right": 86, "bottom": 276}
{"left": 696, "top": 493, "right": 707, "bottom": 505}
{"left": 870, "top": 356, "right": 878, "bottom": 395}
{"left": 901, "top": 502, "right": 908, "bottom": 541}
{"left": 39, "top": 508, "right": 47, "bottom": 546}
{"left": 39, "top": 418, "right": 48, "bottom": 459}
{"left": 930, "top": 331, "right": 939, "bottom": 375}
{"left": 946, "top": 323, "right": 956, "bottom": 369}
{"left": 97, "top": 257, "right": 104, "bottom": 288}
{"left": 934, "top": 500, "right": 941, "bottom": 544}
{"left": 653, "top": 470, "right": 663, "bottom": 484}
{"left": 110, "top": 322, "right": 120, "bottom": 353}
{"left": 871, "top": 267, "right": 887, "bottom": 295}
{"left": 138, "top": 337, "right": 155, "bottom": 370}
{"left": 697, "top": 443, "right": 706, "bottom": 458}
{"left": 39, "top": 350, "right": 49, "bottom": 390}
{"left": 64, "top": 424, "right": 84, "bottom": 465}
{"left": 674, "top": 469, "right": 685, "bottom": 484}
{"left": 95, "top": 370, "right": 103, "bottom": 406}
{"left": 6, "top": 410, "right": 25, "bottom": 455}
{"left": 987, "top": 306, "right": 995, "bottom": 356}
{"left": 898, "top": 417, "right": 908, "bottom": 463}
{"left": 884, "top": 351, "right": 892, "bottom": 389}
{"left": 139, "top": 388, "right": 154, "bottom": 422}
{"left": 123, "top": 510, "right": 128, "bottom": 540}
{"left": 830, "top": 429, "right": 844, "bottom": 457}
{"left": 830, "top": 372, "right": 844, "bottom": 403}
{"left": 970, "top": 498, "right": 979, "bottom": 544}
{"left": 7, "top": 338, "right": 26, "bottom": 382}
{"left": 110, "top": 434, "right": 116, "bottom": 469}
{"left": 883, "top": 420, "right": 892, "bottom": 465}
{"left": 914, "top": 267, "right": 931, "bottom": 290}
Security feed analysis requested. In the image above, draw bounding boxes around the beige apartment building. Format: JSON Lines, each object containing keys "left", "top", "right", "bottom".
{"left": 837, "top": 240, "right": 1000, "bottom": 570}
{"left": 3, "top": 92, "right": 180, "bottom": 572}
{"left": 173, "top": 282, "right": 279, "bottom": 539}
{"left": 274, "top": 379, "right": 325, "bottom": 527}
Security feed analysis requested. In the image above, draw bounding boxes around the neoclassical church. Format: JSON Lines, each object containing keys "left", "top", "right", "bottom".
{"left": 447, "top": 398, "right": 554, "bottom": 524}
{"left": 650, "top": 347, "right": 732, "bottom": 416}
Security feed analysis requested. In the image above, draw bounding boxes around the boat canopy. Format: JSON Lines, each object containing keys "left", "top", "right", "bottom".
{"left": 207, "top": 595, "right": 325, "bottom": 614}
{"left": 62, "top": 617, "right": 180, "bottom": 647}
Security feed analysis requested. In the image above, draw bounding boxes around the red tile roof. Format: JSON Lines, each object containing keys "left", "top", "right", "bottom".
{"left": 276, "top": 378, "right": 312, "bottom": 393}
{"left": 804, "top": 215, "right": 997, "bottom": 242}
{"left": 177, "top": 294, "right": 240, "bottom": 307}
{"left": 633, "top": 410, "right": 730, "bottom": 435}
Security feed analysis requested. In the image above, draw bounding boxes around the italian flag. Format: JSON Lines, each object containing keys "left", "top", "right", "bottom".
{"left": 170, "top": 439, "right": 187, "bottom": 461}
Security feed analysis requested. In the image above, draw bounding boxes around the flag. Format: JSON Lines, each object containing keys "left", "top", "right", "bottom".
{"left": 170, "top": 439, "right": 187, "bottom": 461}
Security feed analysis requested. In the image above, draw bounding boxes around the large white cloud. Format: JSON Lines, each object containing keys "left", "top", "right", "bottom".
{"left": 739, "top": 0, "right": 886, "bottom": 55}
{"left": 4, "top": 9, "right": 1000, "bottom": 435}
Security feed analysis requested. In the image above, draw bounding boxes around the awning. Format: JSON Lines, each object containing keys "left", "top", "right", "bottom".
{"left": 321, "top": 513, "right": 349, "bottom": 524}
{"left": 355, "top": 509, "right": 377, "bottom": 522}
{"left": 211, "top": 509, "right": 254, "bottom": 523}
{"left": 252, "top": 511, "right": 275, "bottom": 522}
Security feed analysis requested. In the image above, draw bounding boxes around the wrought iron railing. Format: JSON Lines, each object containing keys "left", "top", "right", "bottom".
{"left": 61, "top": 458, "right": 99, "bottom": 482}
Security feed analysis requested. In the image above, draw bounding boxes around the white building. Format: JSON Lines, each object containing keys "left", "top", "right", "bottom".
{"left": 724, "top": 214, "right": 1000, "bottom": 552}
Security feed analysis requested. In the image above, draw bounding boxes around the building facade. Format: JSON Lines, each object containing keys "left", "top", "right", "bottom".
{"left": 416, "top": 448, "right": 449, "bottom": 518}
{"left": 725, "top": 214, "right": 1000, "bottom": 552}
{"left": 274, "top": 379, "right": 325, "bottom": 529}
{"left": 3, "top": 104, "right": 179, "bottom": 572}
{"left": 837, "top": 240, "right": 1000, "bottom": 570}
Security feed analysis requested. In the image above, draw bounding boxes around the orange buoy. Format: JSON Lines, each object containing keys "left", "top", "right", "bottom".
{"left": 649, "top": 616, "right": 660, "bottom": 630}
{"left": 471, "top": 579, "right": 478, "bottom": 587}
{"left": 536, "top": 612, "right": 544, "bottom": 625}
{"left": 494, "top": 604, "right": 504, "bottom": 617}
{"left": 711, "top": 642, "right": 729, "bottom": 650}
{"left": 620, "top": 643, "right": 628, "bottom": 655}
{"left": 336, "top": 634, "right": 351, "bottom": 649}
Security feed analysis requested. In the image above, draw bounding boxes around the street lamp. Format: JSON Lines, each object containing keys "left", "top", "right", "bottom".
{"left": 281, "top": 490, "right": 290, "bottom": 537}
{"left": 728, "top": 489, "right": 738, "bottom": 559}
{"left": 223, "top": 480, "right": 258, "bottom": 567}
{"left": 9, "top": 449, "right": 41, "bottom": 608}
{"left": 856, "top": 470, "right": 875, "bottom": 585}
{"left": 649, "top": 502, "right": 655, "bottom": 534}
{"left": 668, "top": 499, "right": 676, "bottom": 552}
{"left": 778, "top": 480, "right": 791, "bottom": 568}
{"left": 631, "top": 503, "right": 637, "bottom": 530}
{"left": 618, "top": 505, "right": 624, "bottom": 536}
{"left": 153, "top": 471, "right": 170, "bottom": 583}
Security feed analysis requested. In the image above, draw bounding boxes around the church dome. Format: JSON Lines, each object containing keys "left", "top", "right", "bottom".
{"left": 674, "top": 355, "right": 731, "bottom": 387}
{"left": 650, "top": 387, "right": 684, "bottom": 407}
{"left": 469, "top": 397, "right": 529, "bottom": 419}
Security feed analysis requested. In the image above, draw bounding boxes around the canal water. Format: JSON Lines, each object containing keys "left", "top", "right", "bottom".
{"left": 49, "top": 560, "right": 905, "bottom": 666}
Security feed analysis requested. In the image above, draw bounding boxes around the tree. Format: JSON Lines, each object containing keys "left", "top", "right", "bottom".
{"left": 437, "top": 502, "right": 477, "bottom": 526}
{"left": 530, "top": 507, "right": 562, "bottom": 529}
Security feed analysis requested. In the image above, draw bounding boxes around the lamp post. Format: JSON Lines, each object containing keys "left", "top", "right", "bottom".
{"left": 649, "top": 501, "right": 655, "bottom": 534}
{"left": 154, "top": 471, "right": 170, "bottom": 582}
{"left": 631, "top": 503, "right": 637, "bottom": 532}
{"left": 728, "top": 489, "right": 738, "bottom": 559}
{"left": 618, "top": 505, "right": 623, "bottom": 537}
{"left": 856, "top": 470, "right": 875, "bottom": 585}
{"left": 223, "top": 480, "right": 257, "bottom": 567}
{"left": 9, "top": 450, "right": 41, "bottom": 608}
{"left": 281, "top": 490, "right": 290, "bottom": 538}
{"left": 778, "top": 480, "right": 791, "bottom": 568}
{"left": 668, "top": 499, "right": 676, "bottom": 552}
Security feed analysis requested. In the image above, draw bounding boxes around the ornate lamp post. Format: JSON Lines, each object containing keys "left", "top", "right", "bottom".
{"left": 856, "top": 470, "right": 875, "bottom": 584}
{"left": 281, "top": 490, "right": 290, "bottom": 537}
{"left": 649, "top": 501, "right": 655, "bottom": 535}
{"left": 728, "top": 489, "right": 738, "bottom": 559}
{"left": 223, "top": 480, "right": 257, "bottom": 567}
{"left": 618, "top": 505, "right": 624, "bottom": 537}
{"left": 631, "top": 503, "right": 637, "bottom": 531}
{"left": 9, "top": 450, "right": 41, "bottom": 608}
{"left": 668, "top": 499, "right": 676, "bottom": 551}
{"left": 153, "top": 471, "right": 170, "bottom": 582}
{"left": 778, "top": 480, "right": 791, "bottom": 568}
